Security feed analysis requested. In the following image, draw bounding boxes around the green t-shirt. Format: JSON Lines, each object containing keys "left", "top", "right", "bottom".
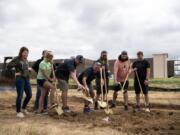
{"left": 37, "top": 60, "right": 52, "bottom": 80}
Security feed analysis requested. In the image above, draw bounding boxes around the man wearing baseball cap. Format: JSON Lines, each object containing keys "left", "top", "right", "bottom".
{"left": 78, "top": 62, "right": 101, "bottom": 113}
{"left": 132, "top": 51, "right": 150, "bottom": 112}
{"left": 55, "top": 55, "right": 85, "bottom": 113}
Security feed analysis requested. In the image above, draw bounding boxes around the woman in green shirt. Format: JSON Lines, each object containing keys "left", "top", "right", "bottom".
{"left": 37, "top": 51, "right": 56, "bottom": 114}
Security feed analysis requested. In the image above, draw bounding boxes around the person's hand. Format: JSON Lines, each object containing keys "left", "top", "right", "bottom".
{"left": 101, "top": 79, "right": 104, "bottom": 86}
{"left": 84, "top": 86, "right": 90, "bottom": 96}
{"left": 144, "top": 80, "right": 149, "bottom": 86}
{"left": 114, "top": 81, "right": 120, "bottom": 86}
{"left": 53, "top": 77, "right": 56, "bottom": 82}
{"left": 49, "top": 78, "right": 56, "bottom": 82}
{"left": 102, "top": 66, "right": 105, "bottom": 70}
{"left": 78, "top": 83, "right": 84, "bottom": 90}
{"left": 28, "top": 67, "right": 32, "bottom": 72}
{"left": 85, "top": 86, "right": 89, "bottom": 92}
{"left": 133, "top": 68, "right": 137, "bottom": 72}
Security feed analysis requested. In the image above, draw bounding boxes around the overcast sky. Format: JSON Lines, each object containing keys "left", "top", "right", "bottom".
{"left": 0, "top": 0, "right": 180, "bottom": 62}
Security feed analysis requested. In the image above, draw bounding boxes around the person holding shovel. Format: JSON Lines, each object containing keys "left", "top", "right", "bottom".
{"left": 32, "top": 50, "right": 49, "bottom": 113}
{"left": 111, "top": 51, "right": 132, "bottom": 111}
{"left": 7, "top": 47, "right": 32, "bottom": 118}
{"left": 37, "top": 51, "right": 56, "bottom": 114}
{"left": 78, "top": 62, "right": 101, "bottom": 113}
{"left": 95, "top": 51, "right": 110, "bottom": 110}
{"left": 132, "top": 51, "right": 150, "bottom": 112}
{"left": 55, "top": 55, "right": 85, "bottom": 113}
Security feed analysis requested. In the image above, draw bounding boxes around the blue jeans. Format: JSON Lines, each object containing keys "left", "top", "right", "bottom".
{"left": 34, "top": 81, "right": 49, "bottom": 111}
{"left": 15, "top": 76, "right": 32, "bottom": 113}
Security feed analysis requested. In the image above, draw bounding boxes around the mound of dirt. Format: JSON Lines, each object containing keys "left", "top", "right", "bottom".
{"left": 0, "top": 90, "right": 180, "bottom": 135}
{"left": 49, "top": 107, "right": 180, "bottom": 135}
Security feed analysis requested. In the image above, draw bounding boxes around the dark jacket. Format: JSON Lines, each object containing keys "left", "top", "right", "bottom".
{"left": 32, "top": 57, "right": 43, "bottom": 73}
{"left": 7, "top": 56, "right": 30, "bottom": 79}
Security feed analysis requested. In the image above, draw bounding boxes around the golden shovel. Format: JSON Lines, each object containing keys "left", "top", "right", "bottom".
{"left": 52, "top": 65, "right": 64, "bottom": 115}
{"left": 78, "top": 87, "right": 94, "bottom": 104}
{"left": 103, "top": 67, "right": 113, "bottom": 114}
{"left": 135, "top": 70, "right": 150, "bottom": 113}
{"left": 98, "top": 68, "right": 107, "bottom": 108}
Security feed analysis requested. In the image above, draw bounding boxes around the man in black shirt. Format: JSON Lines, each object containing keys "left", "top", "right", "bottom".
{"left": 55, "top": 55, "right": 84, "bottom": 113}
{"left": 133, "top": 51, "right": 150, "bottom": 111}
{"left": 32, "top": 50, "right": 48, "bottom": 112}
{"left": 78, "top": 62, "right": 101, "bottom": 113}
{"left": 95, "top": 51, "right": 110, "bottom": 109}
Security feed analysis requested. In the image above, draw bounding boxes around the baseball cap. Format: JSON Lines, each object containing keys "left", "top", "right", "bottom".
{"left": 101, "top": 50, "right": 107, "bottom": 55}
{"left": 76, "top": 55, "right": 84, "bottom": 63}
{"left": 94, "top": 62, "right": 102, "bottom": 66}
{"left": 121, "top": 51, "right": 128, "bottom": 55}
{"left": 137, "top": 51, "right": 143, "bottom": 56}
{"left": 46, "top": 51, "right": 53, "bottom": 58}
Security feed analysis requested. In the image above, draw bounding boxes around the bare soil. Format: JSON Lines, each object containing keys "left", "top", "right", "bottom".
{"left": 0, "top": 89, "right": 180, "bottom": 135}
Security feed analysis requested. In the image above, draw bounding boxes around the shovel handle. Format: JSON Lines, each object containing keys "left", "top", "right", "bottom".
{"left": 100, "top": 68, "right": 104, "bottom": 101}
{"left": 121, "top": 69, "right": 130, "bottom": 92}
{"left": 51, "top": 64, "right": 61, "bottom": 106}
{"left": 135, "top": 70, "right": 146, "bottom": 107}
{"left": 103, "top": 68, "right": 108, "bottom": 104}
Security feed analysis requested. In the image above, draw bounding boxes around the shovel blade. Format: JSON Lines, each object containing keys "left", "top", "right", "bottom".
{"left": 105, "top": 108, "right": 113, "bottom": 114}
{"left": 102, "top": 117, "right": 110, "bottom": 122}
{"left": 98, "top": 101, "right": 107, "bottom": 108}
{"left": 84, "top": 97, "right": 93, "bottom": 104}
{"left": 144, "top": 108, "right": 151, "bottom": 113}
{"left": 55, "top": 106, "right": 64, "bottom": 115}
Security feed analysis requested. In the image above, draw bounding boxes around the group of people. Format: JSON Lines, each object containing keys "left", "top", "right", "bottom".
{"left": 7, "top": 47, "right": 150, "bottom": 118}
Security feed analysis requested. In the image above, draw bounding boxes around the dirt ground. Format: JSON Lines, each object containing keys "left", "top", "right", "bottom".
{"left": 0, "top": 88, "right": 180, "bottom": 135}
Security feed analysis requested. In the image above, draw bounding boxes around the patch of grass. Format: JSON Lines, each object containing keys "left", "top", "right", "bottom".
{"left": 0, "top": 123, "right": 41, "bottom": 135}
{"left": 30, "top": 77, "right": 180, "bottom": 89}
{"left": 149, "top": 77, "right": 180, "bottom": 88}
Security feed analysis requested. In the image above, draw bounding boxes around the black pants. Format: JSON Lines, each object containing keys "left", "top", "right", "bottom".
{"left": 134, "top": 80, "right": 149, "bottom": 94}
{"left": 114, "top": 81, "right": 129, "bottom": 92}
{"left": 96, "top": 78, "right": 109, "bottom": 95}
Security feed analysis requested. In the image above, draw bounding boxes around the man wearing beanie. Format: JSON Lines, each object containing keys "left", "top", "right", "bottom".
{"left": 111, "top": 51, "right": 132, "bottom": 111}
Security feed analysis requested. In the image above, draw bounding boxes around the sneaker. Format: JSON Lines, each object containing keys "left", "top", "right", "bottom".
{"left": 135, "top": 105, "right": 140, "bottom": 112}
{"left": 17, "top": 112, "right": 25, "bottom": 118}
{"left": 22, "top": 109, "right": 29, "bottom": 115}
{"left": 145, "top": 106, "right": 151, "bottom": 112}
{"left": 124, "top": 105, "right": 128, "bottom": 111}
{"left": 36, "top": 112, "right": 42, "bottom": 116}
{"left": 83, "top": 107, "right": 93, "bottom": 113}
{"left": 94, "top": 102, "right": 98, "bottom": 110}
{"left": 35, "top": 110, "right": 48, "bottom": 115}
{"left": 62, "top": 106, "right": 71, "bottom": 113}
{"left": 110, "top": 103, "right": 116, "bottom": 108}
{"left": 41, "top": 110, "right": 48, "bottom": 115}
{"left": 34, "top": 110, "right": 38, "bottom": 114}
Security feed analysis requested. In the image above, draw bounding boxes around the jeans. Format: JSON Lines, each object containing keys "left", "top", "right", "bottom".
{"left": 34, "top": 82, "right": 49, "bottom": 111}
{"left": 15, "top": 76, "right": 32, "bottom": 113}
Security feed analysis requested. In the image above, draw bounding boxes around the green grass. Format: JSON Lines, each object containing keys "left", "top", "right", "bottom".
{"left": 149, "top": 77, "right": 180, "bottom": 88}
{"left": 30, "top": 77, "right": 180, "bottom": 89}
